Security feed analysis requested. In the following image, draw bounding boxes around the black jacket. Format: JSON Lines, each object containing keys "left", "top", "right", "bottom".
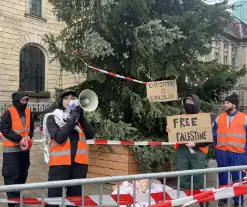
{"left": 46, "top": 111, "right": 95, "bottom": 162}
{"left": 1, "top": 108, "right": 34, "bottom": 142}
{"left": 183, "top": 94, "right": 209, "bottom": 148}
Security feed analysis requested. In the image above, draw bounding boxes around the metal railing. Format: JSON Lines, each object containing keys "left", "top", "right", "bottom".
{"left": 0, "top": 165, "right": 247, "bottom": 207}
{"left": 0, "top": 102, "right": 53, "bottom": 124}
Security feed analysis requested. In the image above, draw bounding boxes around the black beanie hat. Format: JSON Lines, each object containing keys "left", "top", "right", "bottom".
{"left": 225, "top": 92, "right": 239, "bottom": 106}
{"left": 12, "top": 91, "right": 28, "bottom": 101}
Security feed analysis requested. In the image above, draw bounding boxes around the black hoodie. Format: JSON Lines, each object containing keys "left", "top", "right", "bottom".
{"left": 46, "top": 91, "right": 95, "bottom": 163}
{"left": 183, "top": 94, "right": 201, "bottom": 114}
{"left": 183, "top": 94, "right": 210, "bottom": 148}
{"left": 1, "top": 91, "right": 34, "bottom": 143}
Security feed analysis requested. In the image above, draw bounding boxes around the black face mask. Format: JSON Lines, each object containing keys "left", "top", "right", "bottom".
{"left": 19, "top": 103, "right": 27, "bottom": 110}
{"left": 185, "top": 103, "right": 194, "bottom": 114}
{"left": 13, "top": 100, "right": 28, "bottom": 111}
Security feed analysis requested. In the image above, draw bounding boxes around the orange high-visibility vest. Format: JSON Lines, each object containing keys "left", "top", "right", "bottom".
{"left": 199, "top": 146, "right": 209, "bottom": 154}
{"left": 49, "top": 124, "right": 88, "bottom": 166}
{"left": 2, "top": 106, "right": 31, "bottom": 153}
{"left": 216, "top": 112, "right": 246, "bottom": 153}
{"left": 174, "top": 143, "right": 209, "bottom": 154}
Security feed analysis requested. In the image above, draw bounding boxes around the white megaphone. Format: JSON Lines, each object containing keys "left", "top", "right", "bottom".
{"left": 69, "top": 89, "right": 98, "bottom": 112}
{"left": 69, "top": 89, "right": 98, "bottom": 133}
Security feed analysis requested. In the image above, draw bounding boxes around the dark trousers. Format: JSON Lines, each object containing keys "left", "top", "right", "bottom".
{"left": 216, "top": 149, "right": 247, "bottom": 206}
{"left": 46, "top": 163, "right": 88, "bottom": 207}
{"left": 176, "top": 146, "right": 208, "bottom": 190}
{"left": 2, "top": 151, "right": 30, "bottom": 207}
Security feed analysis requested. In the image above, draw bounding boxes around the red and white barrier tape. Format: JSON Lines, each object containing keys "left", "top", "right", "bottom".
{"left": 22, "top": 126, "right": 177, "bottom": 146}
{"left": 149, "top": 184, "right": 247, "bottom": 207}
{"left": 0, "top": 194, "right": 149, "bottom": 206}
{"left": 2, "top": 182, "right": 247, "bottom": 206}
{"left": 86, "top": 139, "right": 176, "bottom": 146}
{"left": 79, "top": 58, "right": 148, "bottom": 85}
{"left": 0, "top": 131, "right": 177, "bottom": 146}
{"left": 34, "top": 126, "right": 43, "bottom": 132}
{"left": 0, "top": 129, "right": 178, "bottom": 146}
{"left": 30, "top": 127, "right": 181, "bottom": 146}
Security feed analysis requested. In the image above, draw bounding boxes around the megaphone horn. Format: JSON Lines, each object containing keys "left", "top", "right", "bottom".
{"left": 78, "top": 89, "right": 98, "bottom": 112}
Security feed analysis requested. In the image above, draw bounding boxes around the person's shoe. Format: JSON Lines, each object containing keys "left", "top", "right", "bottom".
{"left": 9, "top": 204, "right": 20, "bottom": 207}
{"left": 218, "top": 199, "right": 227, "bottom": 206}
{"left": 234, "top": 203, "right": 245, "bottom": 207}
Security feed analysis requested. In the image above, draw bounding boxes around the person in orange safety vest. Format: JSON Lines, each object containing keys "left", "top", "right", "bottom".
{"left": 43, "top": 90, "right": 95, "bottom": 207}
{"left": 1, "top": 91, "right": 34, "bottom": 207}
{"left": 213, "top": 93, "right": 247, "bottom": 207}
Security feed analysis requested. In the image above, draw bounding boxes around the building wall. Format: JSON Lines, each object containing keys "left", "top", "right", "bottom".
{"left": 202, "top": 35, "right": 247, "bottom": 108}
{"left": 210, "top": 37, "right": 238, "bottom": 66}
{"left": 0, "top": 0, "right": 85, "bottom": 103}
{"left": 61, "top": 71, "right": 86, "bottom": 90}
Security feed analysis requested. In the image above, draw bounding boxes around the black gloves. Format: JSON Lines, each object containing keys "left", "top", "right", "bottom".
{"left": 70, "top": 106, "right": 81, "bottom": 122}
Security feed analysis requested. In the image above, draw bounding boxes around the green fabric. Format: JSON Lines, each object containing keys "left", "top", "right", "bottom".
{"left": 176, "top": 145, "right": 207, "bottom": 190}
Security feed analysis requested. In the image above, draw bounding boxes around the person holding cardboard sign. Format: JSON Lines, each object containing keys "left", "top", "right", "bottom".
{"left": 166, "top": 94, "right": 210, "bottom": 195}
{"left": 213, "top": 93, "right": 247, "bottom": 207}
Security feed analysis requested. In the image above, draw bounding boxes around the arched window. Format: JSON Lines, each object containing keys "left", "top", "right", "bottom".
{"left": 19, "top": 46, "right": 45, "bottom": 91}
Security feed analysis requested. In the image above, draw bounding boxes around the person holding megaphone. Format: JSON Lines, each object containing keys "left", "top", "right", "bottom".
{"left": 43, "top": 90, "right": 95, "bottom": 207}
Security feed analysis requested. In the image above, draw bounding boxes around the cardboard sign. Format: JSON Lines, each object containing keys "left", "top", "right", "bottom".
{"left": 146, "top": 80, "right": 178, "bottom": 102}
{"left": 167, "top": 113, "right": 213, "bottom": 143}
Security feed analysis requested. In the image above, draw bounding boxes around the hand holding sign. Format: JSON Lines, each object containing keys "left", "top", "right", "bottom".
{"left": 166, "top": 125, "right": 171, "bottom": 133}
{"left": 185, "top": 142, "right": 196, "bottom": 147}
{"left": 167, "top": 113, "right": 213, "bottom": 143}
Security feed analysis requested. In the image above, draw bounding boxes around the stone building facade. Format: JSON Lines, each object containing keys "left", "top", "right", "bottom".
{"left": 200, "top": 18, "right": 247, "bottom": 109}
{"left": 0, "top": 0, "right": 85, "bottom": 104}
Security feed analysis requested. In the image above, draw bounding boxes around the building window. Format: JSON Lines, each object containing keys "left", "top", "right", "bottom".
{"left": 232, "top": 57, "right": 235, "bottom": 66}
{"left": 224, "top": 55, "right": 228, "bottom": 64}
{"left": 19, "top": 46, "right": 45, "bottom": 91}
{"left": 224, "top": 43, "right": 228, "bottom": 50}
{"left": 214, "top": 51, "right": 219, "bottom": 59}
{"left": 28, "top": 0, "right": 42, "bottom": 17}
{"left": 215, "top": 40, "right": 220, "bottom": 47}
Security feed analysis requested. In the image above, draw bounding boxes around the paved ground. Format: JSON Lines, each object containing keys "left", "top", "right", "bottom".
{"left": 0, "top": 132, "right": 241, "bottom": 206}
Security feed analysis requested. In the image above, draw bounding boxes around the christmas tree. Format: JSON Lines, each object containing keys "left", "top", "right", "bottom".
{"left": 45, "top": 0, "right": 246, "bottom": 172}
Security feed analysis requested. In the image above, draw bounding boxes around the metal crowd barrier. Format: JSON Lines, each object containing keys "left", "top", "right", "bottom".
{"left": 0, "top": 165, "right": 247, "bottom": 207}
{"left": 0, "top": 102, "right": 53, "bottom": 124}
